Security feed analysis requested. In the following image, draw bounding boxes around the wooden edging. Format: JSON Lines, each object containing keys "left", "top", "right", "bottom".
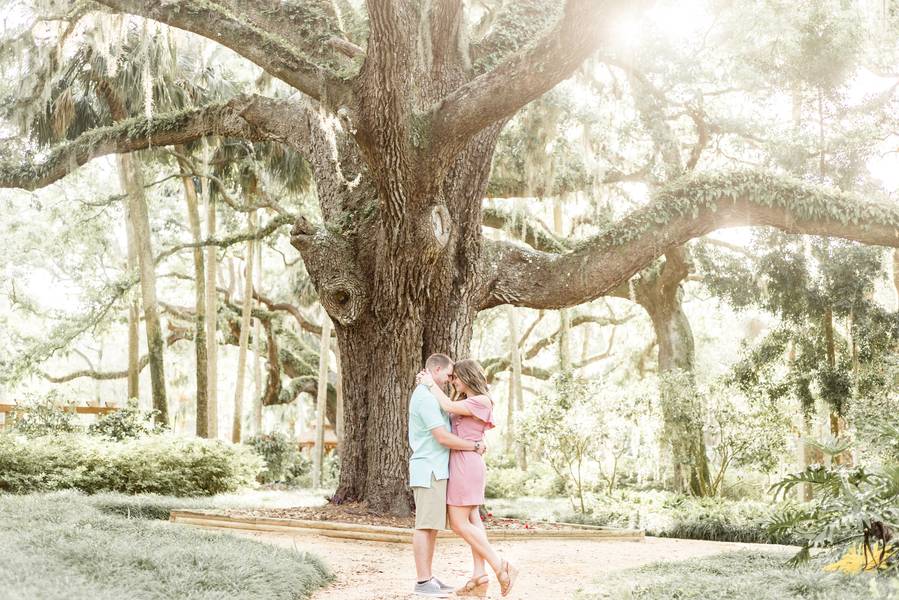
{"left": 169, "top": 509, "right": 645, "bottom": 544}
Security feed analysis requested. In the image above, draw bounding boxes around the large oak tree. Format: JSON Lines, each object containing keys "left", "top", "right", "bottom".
{"left": 3, "top": 0, "right": 899, "bottom": 514}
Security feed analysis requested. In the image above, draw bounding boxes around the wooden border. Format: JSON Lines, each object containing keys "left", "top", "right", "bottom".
{"left": 169, "top": 509, "right": 644, "bottom": 544}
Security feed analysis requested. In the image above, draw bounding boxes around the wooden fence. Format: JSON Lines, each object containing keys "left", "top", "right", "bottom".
{"left": 0, "top": 403, "right": 120, "bottom": 431}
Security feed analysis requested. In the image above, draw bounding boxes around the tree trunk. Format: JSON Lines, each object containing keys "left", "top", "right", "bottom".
{"left": 125, "top": 211, "right": 140, "bottom": 402}
{"left": 505, "top": 305, "right": 526, "bottom": 470}
{"left": 893, "top": 249, "right": 899, "bottom": 311}
{"left": 117, "top": 154, "right": 168, "bottom": 423}
{"left": 231, "top": 208, "right": 257, "bottom": 443}
{"left": 313, "top": 312, "right": 333, "bottom": 488}
{"left": 253, "top": 241, "right": 264, "bottom": 435}
{"left": 635, "top": 253, "right": 711, "bottom": 496}
{"left": 203, "top": 176, "right": 219, "bottom": 438}
{"left": 177, "top": 152, "right": 209, "bottom": 437}
{"left": 553, "top": 197, "right": 571, "bottom": 371}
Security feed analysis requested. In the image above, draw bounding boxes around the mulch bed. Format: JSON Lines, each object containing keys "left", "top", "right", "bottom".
{"left": 223, "top": 502, "right": 568, "bottom": 531}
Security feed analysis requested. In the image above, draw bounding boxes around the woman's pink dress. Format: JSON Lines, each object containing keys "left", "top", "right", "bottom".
{"left": 446, "top": 394, "right": 495, "bottom": 506}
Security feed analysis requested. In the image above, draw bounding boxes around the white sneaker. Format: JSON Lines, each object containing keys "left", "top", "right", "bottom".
{"left": 413, "top": 578, "right": 450, "bottom": 597}
{"left": 431, "top": 577, "right": 454, "bottom": 593}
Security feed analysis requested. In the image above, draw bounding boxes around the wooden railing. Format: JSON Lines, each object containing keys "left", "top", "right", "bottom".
{"left": 0, "top": 403, "right": 120, "bottom": 431}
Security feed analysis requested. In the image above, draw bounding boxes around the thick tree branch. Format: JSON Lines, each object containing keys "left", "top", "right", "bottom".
{"left": 431, "top": 0, "right": 630, "bottom": 151}
{"left": 0, "top": 96, "right": 294, "bottom": 191}
{"left": 41, "top": 354, "right": 150, "bottom": 383}
{"left": 91, "top": 0, "right": 354, "bottom": 107}
{"left": 481, "top": 171, "right": 899, "bottom": 309}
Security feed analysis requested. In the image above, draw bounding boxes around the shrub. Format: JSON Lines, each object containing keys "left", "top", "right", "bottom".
{"left": 0, "top": 433, "right": 263, "bottom": 496}
{"left": 10, "top": 390, "right": 79, "bottom": 436}
{"left": 246, "top": 432, "right": 299, "bottom": 484}
{"left": 556, "top": 489, "right": 799, "bottom": 544}
{"left": 767, "top": 434, "right": 899, "bottom": 569}
{"left": 518, "top": 373, "right": 604, "bottom": 511}
{"left": 87, "top": 399, "right": 167, "bottom": 440}
{"left": 485, "top": 458, "right": 565, "bottom": 499}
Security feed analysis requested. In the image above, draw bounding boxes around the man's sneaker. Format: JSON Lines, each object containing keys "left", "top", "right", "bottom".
{"left": 431, "top": 577, "right": 454, "bottom": 593}
{"left": 413, "top": 578, "right": 450, "bottom": 597}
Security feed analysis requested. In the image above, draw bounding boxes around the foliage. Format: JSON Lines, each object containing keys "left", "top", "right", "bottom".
{"left": 556, "top": 489, "right": 799, "bottom": 545}
{"left": 767, "top": 434, "right": 899, "bottom": 571}
{"left": 87, "top": 398, "right": 167, "bottom": 441}
{"left": 0, "top": 433, "right": 263, "bottom": 496}
{"left": 10, "top": 390, "right": 79, "bottom": 436}
{"left": 246, "top": 432, "right": 299, "bottom": 484}
{"left": 580, "top": 550, "right": 895, "bottom": 600}
{"left": 485, "top": 455, "right": 566, "bottom": 499}
{"left": 519, "top": 373, "right": 605, "bottom": 512}
{"left": 0, "top": 491, "right": 331, "bottom": 600}
{"left": 704, "top": 383, "right": 791, "bottom": 495}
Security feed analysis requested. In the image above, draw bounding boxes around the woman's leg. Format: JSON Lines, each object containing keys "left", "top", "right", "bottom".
{"left": 448, "top": 505, "right": 502, "bottom": 575}
{"left": 468, "top": 507, "right": 487, "bottom": 578}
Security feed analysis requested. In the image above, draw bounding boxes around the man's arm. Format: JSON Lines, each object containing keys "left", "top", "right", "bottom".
{"left": 431, "top": 426, "right": 485, "bottom": 454}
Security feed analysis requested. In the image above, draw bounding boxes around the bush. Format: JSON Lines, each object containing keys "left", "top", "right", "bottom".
{"left": 246, "top": 432, "right": 299, "bottom": 484}
{"left": 485, "top": 457, "right": 565, "bottom": 499}
{"left": 0, "top": 492, "right": 331, "bottom": 600}
{"left": 10, "top": 390, "right": 79, "bottom": 436}
{"left": 556, "top": 489, "right": 799, "bottom": 544}
{"left": 0, "top": 433, "right": 263, "bottom": 496}
{"left": 87, "top": 399, "right": 167, "bottom": 440}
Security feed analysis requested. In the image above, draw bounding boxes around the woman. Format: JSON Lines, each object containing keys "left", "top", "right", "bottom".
{"left": 418, "top": 359, "right": 519, "bottom": 597}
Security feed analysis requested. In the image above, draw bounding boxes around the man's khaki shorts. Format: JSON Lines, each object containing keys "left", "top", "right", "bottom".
{"left": 412, "top": 474, "right": 448, "bottom": 530}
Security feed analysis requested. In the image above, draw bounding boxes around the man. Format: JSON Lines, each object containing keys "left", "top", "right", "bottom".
{"left": 409, "top": 353, "right": 486, "bottom": 597}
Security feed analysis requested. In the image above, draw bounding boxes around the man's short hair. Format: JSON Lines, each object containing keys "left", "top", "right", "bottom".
{"left": 425, "top": 353, "right": 453, "bottom": 370}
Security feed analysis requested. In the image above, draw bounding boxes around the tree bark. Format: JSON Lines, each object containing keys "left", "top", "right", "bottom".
{"left": 336, "top": 349, "right": 344, "bottom": 454}
{"left": 117, "top": 154, "right": 168, "bottom": 423}
{"left": 232, "top": 208, "right": 257, "bottom": 443}
{"left": 177, "top": 152, "right": 209, "bottom": 437}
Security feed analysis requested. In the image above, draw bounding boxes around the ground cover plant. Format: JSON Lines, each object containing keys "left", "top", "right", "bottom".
{"left": 486, "top": 489, "right": 800, "bottom": 544}
{"left": 0, "top": 491, "right": 331, "bottom": 600}
{"left": 580, "top": 550, "right": 899, "bottom": 600}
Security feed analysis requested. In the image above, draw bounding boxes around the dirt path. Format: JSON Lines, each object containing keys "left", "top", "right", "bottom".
{"left": 226, "top": 528, "right": 795, "bottom": 599}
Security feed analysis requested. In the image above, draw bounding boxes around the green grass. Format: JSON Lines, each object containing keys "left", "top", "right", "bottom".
{"left": 579, "top": 550, "right": 899, "bottom": 600}
{"left": 0, "top": 491, "right": 332, "bottom": 600}
{"left": 84, "top": 488, "right": 330, "bottom": 520}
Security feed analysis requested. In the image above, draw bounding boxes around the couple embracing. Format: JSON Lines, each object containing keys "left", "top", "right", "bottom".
{"left": 409, "top": 353, "right": 518, "bottom": 597}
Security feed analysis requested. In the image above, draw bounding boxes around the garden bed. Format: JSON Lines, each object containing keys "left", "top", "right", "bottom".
{"left": 170, "top": 502, "right": 644, "bottom": 543}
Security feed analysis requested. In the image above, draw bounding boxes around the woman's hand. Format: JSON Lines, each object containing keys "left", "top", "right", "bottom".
{"left": 417, "top": 369, "right": 434, "bottom": 387}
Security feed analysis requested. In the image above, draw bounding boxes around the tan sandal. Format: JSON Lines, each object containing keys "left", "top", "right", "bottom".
{"left": 456, "top": 574, "right": 490, "bottom": 597}
{"left": 498, "top": 560, "right": 519, "bottom": 597}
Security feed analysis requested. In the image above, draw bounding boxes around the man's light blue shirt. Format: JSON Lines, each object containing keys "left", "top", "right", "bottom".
{"left": 408, "top": 383, "right": 451, "bottom": 488}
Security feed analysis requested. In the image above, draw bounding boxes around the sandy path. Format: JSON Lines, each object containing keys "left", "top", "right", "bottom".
{"left": 224, "top": 528, "right": 795, "bottom": 599}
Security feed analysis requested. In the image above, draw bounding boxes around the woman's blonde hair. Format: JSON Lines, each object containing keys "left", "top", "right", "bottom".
{"left": 451, "top": 359, "right": 493, "bottom": 405}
